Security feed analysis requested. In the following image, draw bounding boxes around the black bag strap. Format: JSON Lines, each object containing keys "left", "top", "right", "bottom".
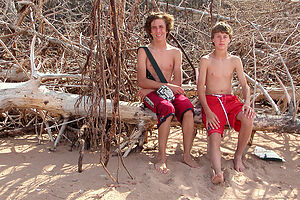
{"left": 140, "top": 46, "right": 168, "bottom": 83}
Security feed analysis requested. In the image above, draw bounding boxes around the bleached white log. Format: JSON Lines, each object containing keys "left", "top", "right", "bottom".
{"left": 0, "top": 79, "right": 156, "bottom": 127}
{"left": 0, "top": 79, "right": 299, "bottom": 133}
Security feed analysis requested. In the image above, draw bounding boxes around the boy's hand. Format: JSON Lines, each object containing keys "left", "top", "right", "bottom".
{"left": 242, "top": 105, "right": 255, "bottom": 118}
{"left": 206, "top": 110, "right": 220, "bottom": 130}
{"left": 167, "top": 84, "right": 184, "bottom": 95}
{"left": 138, "top": 89, "right": 154, "bottom": 100}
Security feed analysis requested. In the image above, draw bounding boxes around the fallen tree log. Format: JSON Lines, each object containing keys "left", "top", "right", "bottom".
{"left": 0, "top": 79, "right": 157, "bottom": 129}
{"left": 0, "top": 79, "right": 299, "bottom": 133}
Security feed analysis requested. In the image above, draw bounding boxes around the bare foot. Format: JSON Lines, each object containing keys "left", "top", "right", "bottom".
{"left": 155, "top": 161, "right": 169, "bottom": 174}
{"left": 183, "top": 155, "right": 200, "bottom": 168}
{"left": 234, "top": 157, "right": 245, "bottom": 172}
{"left": 212, "top": 172, "right": 224, "bottom": 184}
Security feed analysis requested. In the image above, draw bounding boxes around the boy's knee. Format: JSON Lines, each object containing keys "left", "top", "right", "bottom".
{"left": 209, "top": 133, "right": 222, "bottom": 145}
{"left": 240, "top": 115, "right": 254, "bottom": 127}
{"left": 183, "top": 109, "right": 193, "bottom": 119}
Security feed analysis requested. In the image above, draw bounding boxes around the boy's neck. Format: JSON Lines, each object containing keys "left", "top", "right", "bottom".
{"left": 150, "top": 40, "right": 168, "bottom": 51}
{"left": 212, "top": 49, "right": 229, "bottom": 59}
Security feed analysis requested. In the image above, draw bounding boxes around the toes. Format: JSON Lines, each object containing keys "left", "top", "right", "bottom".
{"left": 212, "top": 173, "right": 224, "bottom": 184}
{"left": 155, "top": 163, "right": 169, "bottom": 174}
{"left": 163, "top": 168, "right": 169, "bottom": 174}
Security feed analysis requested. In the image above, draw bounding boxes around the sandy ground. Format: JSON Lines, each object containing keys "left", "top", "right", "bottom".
{"left": 0, "top": 128, "right": 299, "bottom": 200}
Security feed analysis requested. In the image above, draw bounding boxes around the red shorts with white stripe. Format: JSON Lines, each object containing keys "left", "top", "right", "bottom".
{"left": 202, "top": 94, "right": 243, "bottom": 136}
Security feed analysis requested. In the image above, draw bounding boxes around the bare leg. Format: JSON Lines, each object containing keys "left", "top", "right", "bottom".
{"left": 181, "top": 110, "right": 200, "bottom": 168}
{"left": 209, "top": 133, "right": 224, "bottom": 184}
{"left": 234, "top": 112, "right": 254, "bottom": 172}
{"left": 155, "top": 115, "right": 172, "bottom": 174}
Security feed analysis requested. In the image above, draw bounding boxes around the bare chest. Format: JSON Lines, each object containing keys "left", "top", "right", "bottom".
{"left": 207, "top": 61, "right": 234, "bottom": 78}
{"left": 146, "top": 51, "right": 174, "bottom": 72}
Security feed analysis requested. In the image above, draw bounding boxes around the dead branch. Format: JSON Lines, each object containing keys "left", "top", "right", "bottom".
{"left": 248, "top": 20, "right": 297, "bottom": 117}
{"left": 245, "top": 73, "right": 281, "bottom": 115}
{"left": 0, "top": 39, "right": 30, "bottom": 79}
{"left": 155, "top": 1, "right": 232, "bottom": 21}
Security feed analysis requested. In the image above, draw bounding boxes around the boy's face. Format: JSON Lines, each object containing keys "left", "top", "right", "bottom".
{"left": 150, "top": 19, "right": 167, "bottom": 41}
{"left": 212, "top": 32, "right": 231, "bottom": 49}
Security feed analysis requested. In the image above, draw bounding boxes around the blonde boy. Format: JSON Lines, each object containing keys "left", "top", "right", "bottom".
{"left": 197, "top": 22, "right": 255, "bottom": 184}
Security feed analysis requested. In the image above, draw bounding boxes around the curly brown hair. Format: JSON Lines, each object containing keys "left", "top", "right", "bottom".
{"left": 211, "top": 22, "right": 233, "bottom": 40}
{"left": 144, "top": 12, "right": 174, "bottom": 39}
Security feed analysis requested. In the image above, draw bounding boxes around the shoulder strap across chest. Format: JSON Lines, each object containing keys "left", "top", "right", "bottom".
{"left": 139, "top": 46, "right": 168, "bottom": 83}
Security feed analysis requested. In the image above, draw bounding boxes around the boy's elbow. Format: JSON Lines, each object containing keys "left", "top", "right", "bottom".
{"left": 240, "top": 82, "right": 249, "bottom": 90}
{"left": 137, "top": 76, "right": 142, "bottom": 86}
{"left": 137, "top": 78, "right": 146, "bottom": 88}
{"left": 197, "top": 84, "right": 205, "bottom": 92}
{"left": 242, "top": 84, "right": 250, "bottom": 94}
{"left": 137, "top": 81, "right": 143, "bottom": 88}
{"left": 245, "top": 84, "right": 250, "bottom": 91}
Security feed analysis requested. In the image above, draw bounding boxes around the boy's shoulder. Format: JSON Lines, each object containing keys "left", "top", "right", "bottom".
{"left": 228, "top": 54, "right": 242, "bottom": 66}
{"left": 166, "top": 44, "right": 181, "bottom": 52}
{"left": 198, "top": 54, "right": 212, "bottom": 68}
{"left": 228, "top": 54, "right": 241, "bottom": 60}
{"left": 165, "top": 45, "right": 181, "bottom": 58}
{"left": 200, "top": 53, "right": 213, "bottom": 62}
{"left": 200, "top": 52, "right": 210, "bottom": 58}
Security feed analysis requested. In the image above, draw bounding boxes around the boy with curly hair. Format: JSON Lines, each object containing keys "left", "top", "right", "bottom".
{"left": 137, "top": 12, "right": 200, "bottom": 173}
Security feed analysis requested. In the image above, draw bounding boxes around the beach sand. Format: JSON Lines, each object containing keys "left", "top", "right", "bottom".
{"left": 0, "top": 128, "right": 299, "bottom": 199}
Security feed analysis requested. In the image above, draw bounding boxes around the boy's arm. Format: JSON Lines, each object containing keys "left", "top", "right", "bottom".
{"left": 168, "top": 49, "right": 184, "bottom": 94}
{"left": 197, "top": 58, "right": 209, "bottom": 112}
{"left": 137, "top": 48, "right": 159, "bottom": 100}
{"left": 170, "top": 49, "right": 182, "bottom": 87}
{"left": 234, "top": 57, "right": 255, "bottom": 118}
{"left": 197, "top": 57, "right": 220, "bottom": 129}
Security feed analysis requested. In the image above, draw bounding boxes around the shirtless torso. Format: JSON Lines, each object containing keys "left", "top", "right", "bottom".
{"left": 137, "top": 15, "right": 199, "bottom": 173}
{"left": 143, "top": 45, "right": 179, "bottom": 83}
{"left": 137, "top": 43, "right": 183, "bottom": 94}
{"left": 200, "top": 53, "right": 243, "bottom": 95}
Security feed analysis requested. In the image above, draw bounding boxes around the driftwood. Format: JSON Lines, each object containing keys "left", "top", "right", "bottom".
{"left": 0, "top": 79, "right": 156, "bottom": 127}
{"left": 1, "top": 79, "right": 299, "bottom": 134}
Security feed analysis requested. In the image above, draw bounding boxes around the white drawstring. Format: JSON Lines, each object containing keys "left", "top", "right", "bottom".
{"left": 213, "top": 94, "right": 231, "bottom": 130}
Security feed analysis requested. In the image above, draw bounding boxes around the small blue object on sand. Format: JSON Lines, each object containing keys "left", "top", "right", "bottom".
{"left": 254, "top": 146, "right": 285, "bottom": 162}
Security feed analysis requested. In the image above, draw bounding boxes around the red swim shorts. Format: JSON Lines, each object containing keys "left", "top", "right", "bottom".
{"left": 202, "top": 94, "right": 243, "bottom": 136}
{"left": 144, "top": 91, "right": 194, "bottom": 127}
